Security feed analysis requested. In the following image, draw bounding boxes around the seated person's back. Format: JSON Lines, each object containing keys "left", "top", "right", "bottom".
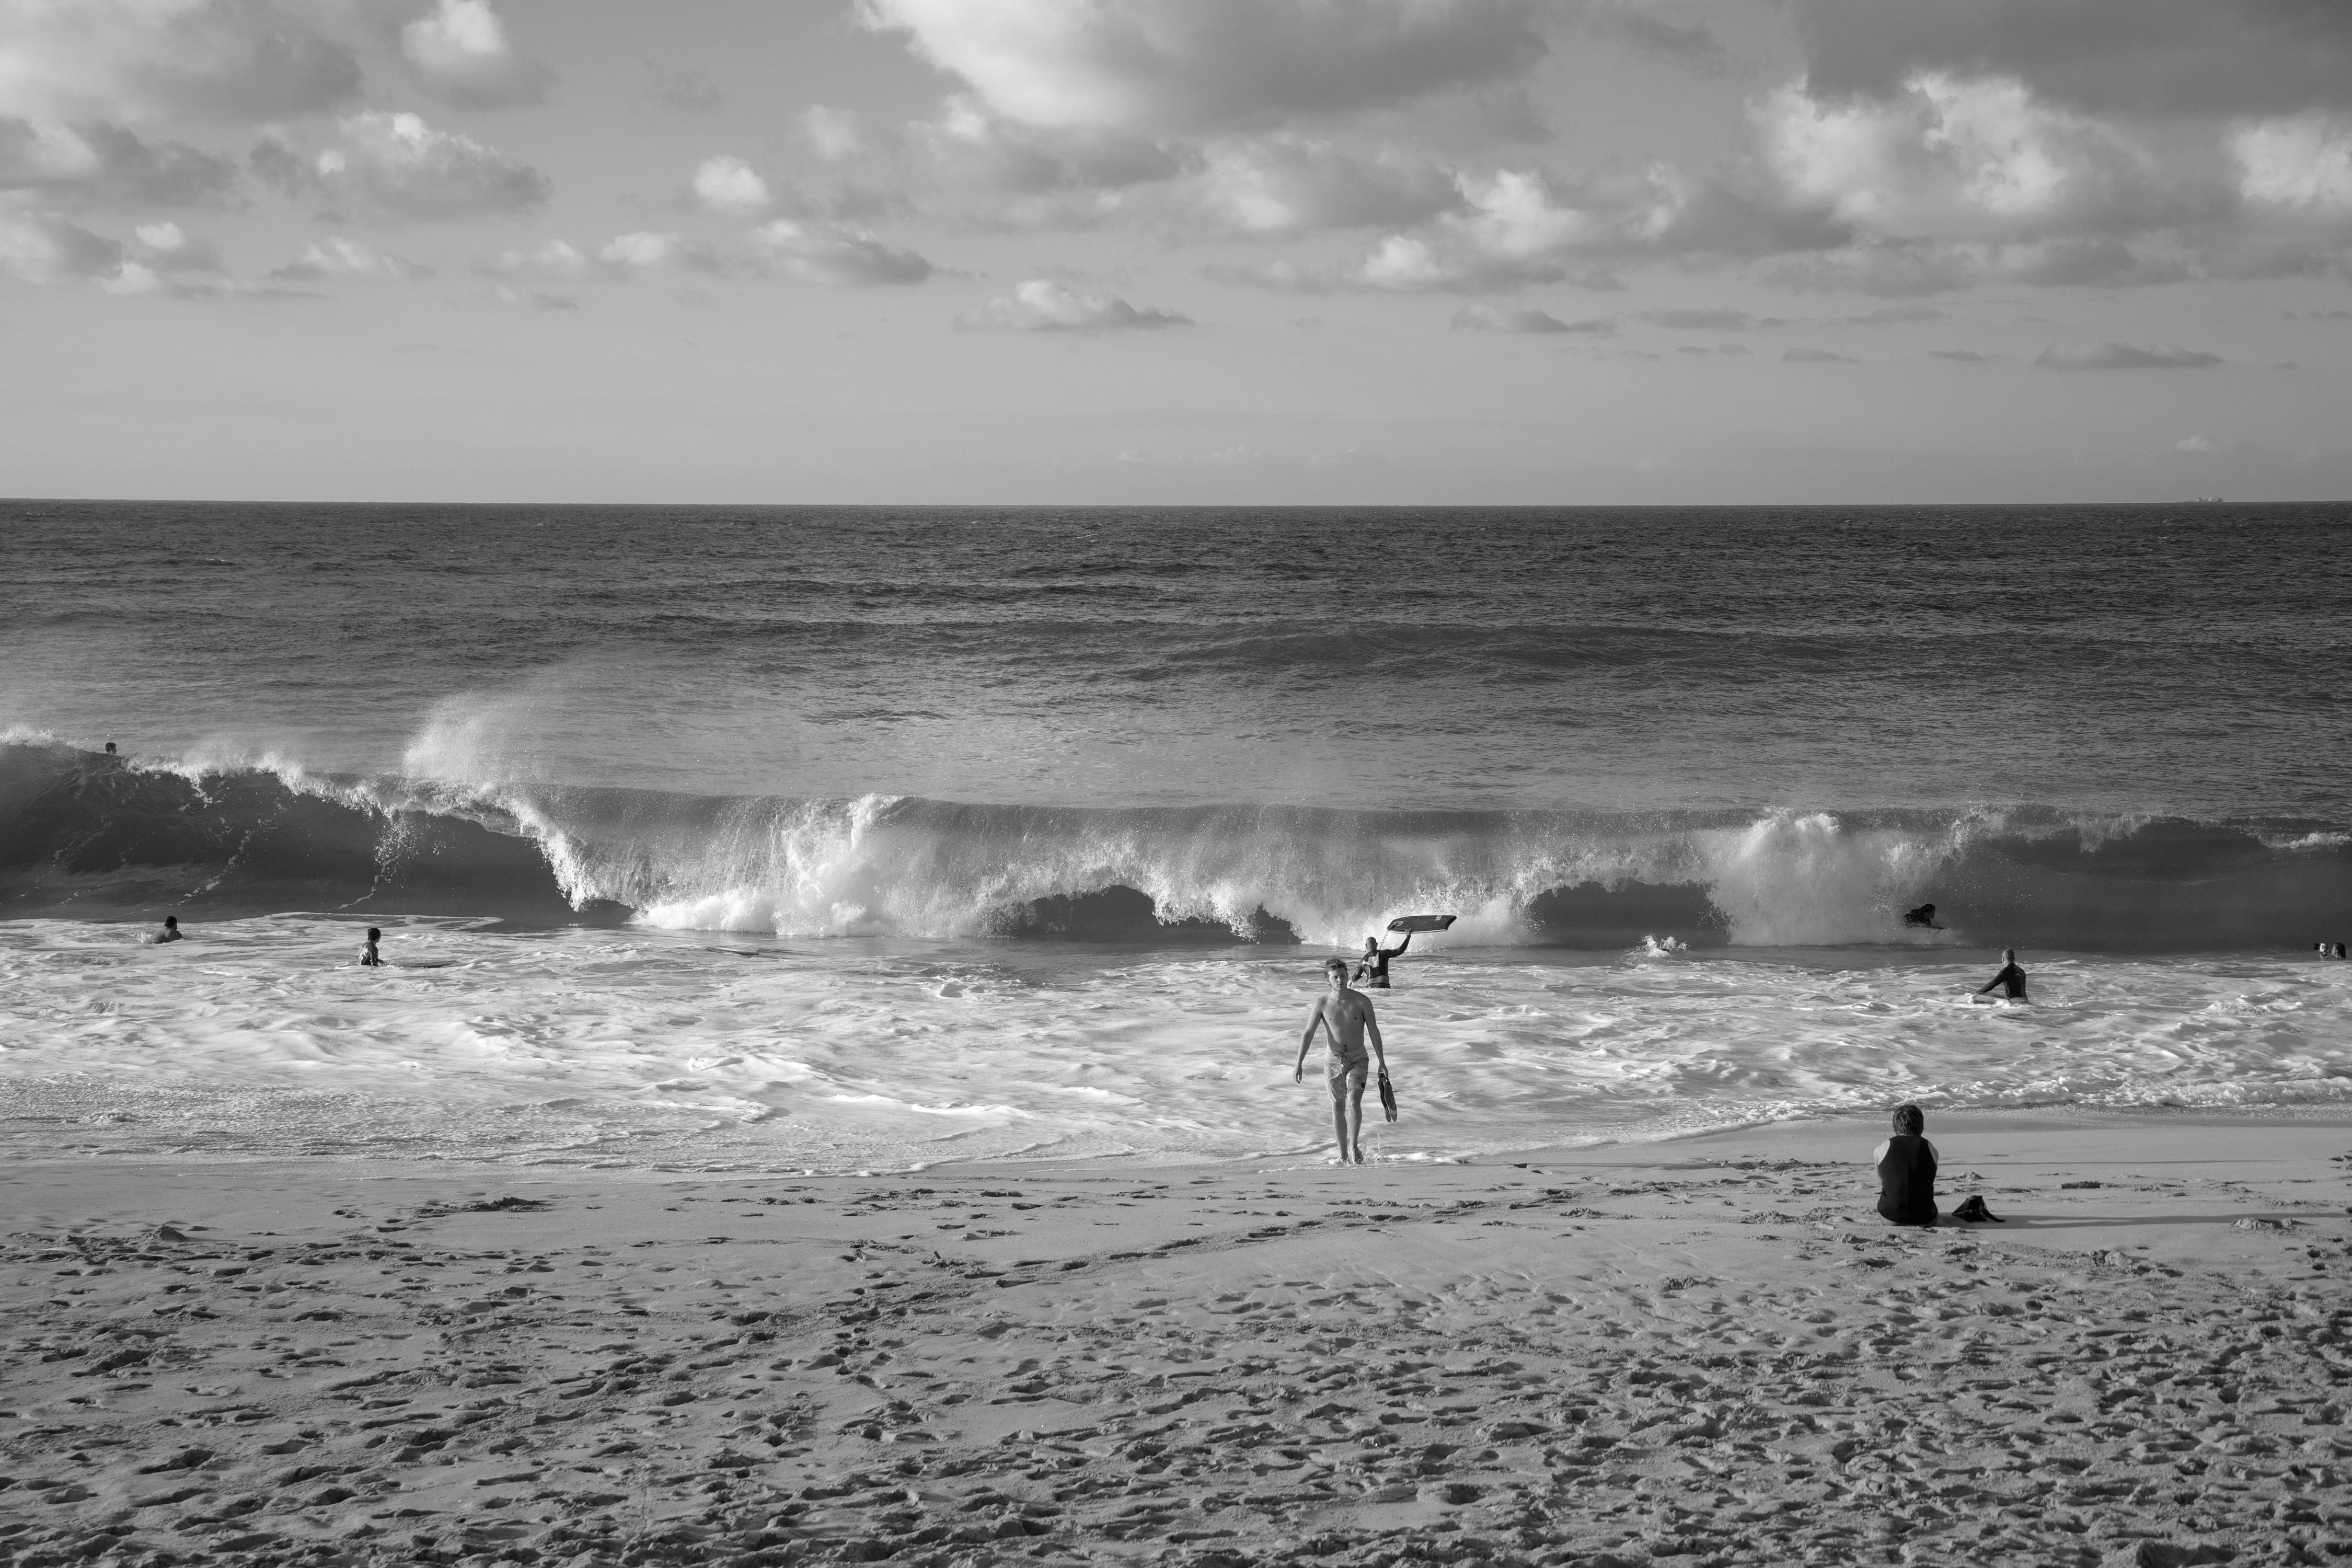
{"left": 1874, "top": 1103, "right": 1939, "bottom": 1226}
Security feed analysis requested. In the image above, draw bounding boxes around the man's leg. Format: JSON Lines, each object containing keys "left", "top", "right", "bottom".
{"left": 1343, "top": 1070, "right": 1367, "bottom": 1164}
{"left": 1329, "top": 1075, "right": 1350, "bottom": 1162}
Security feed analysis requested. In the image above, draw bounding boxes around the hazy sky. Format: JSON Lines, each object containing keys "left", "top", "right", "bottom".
{"left": 4, "top": 0, "right": 2350, "bottom": 503}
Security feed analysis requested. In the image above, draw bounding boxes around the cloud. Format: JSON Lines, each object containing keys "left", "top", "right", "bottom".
{"left": 1758, "top": 75, "right": 2221, "bottom": 244}
{"left": 1196, "top": 140, "right": 1458, "bottom": 235}
{"left": 2232, "top": 114, "right": 2352, "bottom": 220}
{"left": 692, "top": 154, "right": 771, "bottom": 217}
{"left": 270, "top": 236, "right": 432, "bottom": 281}
{"left": 1769, "top": 236, "right": 2190, "bottom": 295}
{"left": 0, "top": 207, "right": 121, "bottom": 281}
{"left": 1634, "top": 306, "right": 1780, "bottom": 330}
{"left": 1449, "top": 303, "right": 1612, "bottom": 334}
{"left": 959, "top": 276, "right": 1191, "bottom": 330}
{"left": 1841, "top": 304, "right": 1945, "bottom": 323}
{"left": 401, "top": 0, "right": 552, "bottom": 110}
{"left": 1781, "top": 344, "right": 1854, "bottom": 362}
{"left": 1577, "top": 1, "right": 1739, "bottom": 76}
{"left": 0, "top": 0, "right": 361, "bottom": 124}
{"left": 1928, "top": 347, "right": 1999, "bottom": 362}
{"left": 1786, "top": 0, "right": 2352, "bottom": 120}
{"left": 645, "top": 61, "right": 721, "bottom": 113}
{"left": 803, "top": 106, "right": 866, "bottom": 162}
{"left": 489, "top": 283, "right": 575, "bottom": 310}
{"left": 860, "top": 0, "right": 1548, "bottom": 134}
{"left": 2034, "top": 340, "right": 2220, "bottom": 370}
{"left": 126, "top": 218, "right": 217, "bottom": 271}
{"left": 911, "top": 96, "right": 1194, "bottom": 203}
{"left": 750, "top": 220, "right": 933, "bottom": 285}
{"left": 0, "top": 117, "right": 238, "bottom": 206}
{"left": 255, "top": 112, "right": 551, "bottom": 222}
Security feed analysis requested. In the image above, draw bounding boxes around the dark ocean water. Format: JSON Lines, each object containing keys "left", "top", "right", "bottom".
{"left": 5, "top": 501, "right": 2350, "bottom": 1169}
{"left": 4, "top": 500, "right": 2346, "bottom": 950}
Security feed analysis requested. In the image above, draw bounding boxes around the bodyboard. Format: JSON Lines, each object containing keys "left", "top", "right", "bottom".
{"left": 1386, "top": 914, "right": 1457, "bottom": 934}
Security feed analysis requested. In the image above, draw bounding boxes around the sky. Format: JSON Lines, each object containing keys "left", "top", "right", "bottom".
{"left": 3, "top": 0, "right": 2350, "bottom": 504}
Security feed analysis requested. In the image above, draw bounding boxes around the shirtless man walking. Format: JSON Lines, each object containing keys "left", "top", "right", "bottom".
{"left": 1296, "top": 957, "right": 1388, "bottom": 1166}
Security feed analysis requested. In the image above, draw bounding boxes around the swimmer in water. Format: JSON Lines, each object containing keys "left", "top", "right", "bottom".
{"left": 1975, "top": 948, "right": 2027, "bottom": 1001}
{"left": 361, "top": 927, "right": 383, "bottom": 967}
{"left": 156, "top": 915, "right": 181, "bottom": 943}
{"left": 1352, "top": 929, "right": 1415, "bottom": 989}
{"left": 1902, "top": 903, "right": 1939, "bottom": 928}
{"left": 1296, "top": 958, "right": 1389, "bottom": 1166}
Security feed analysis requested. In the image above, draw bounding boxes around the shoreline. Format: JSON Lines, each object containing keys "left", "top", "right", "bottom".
{"left": 6, "top": 1113, "right": 2345, "bottom": 1566}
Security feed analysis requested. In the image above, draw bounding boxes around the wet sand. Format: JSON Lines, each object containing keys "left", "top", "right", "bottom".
{"left": 4, "top": 1113, "right": 2348, "bottom": 1567}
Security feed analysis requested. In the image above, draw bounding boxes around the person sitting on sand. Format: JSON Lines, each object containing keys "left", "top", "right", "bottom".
{"left": 1296, "top": 957, "right": 1388, "bottom": 1166}
{"left": 1352, "top": 929, "right": 1415, "bottom": 989}
{"left": 1874, "top": 1103, "right": 1939, "bottom": 1227}
{"left": 361, "top": 927, "right": 384, "bottom": 967}
{"left": 1976, "top": 948, "right": 2027, "bottom": 1001}
{"left": 156, "top": 915, "right": 181, "bottom": 943}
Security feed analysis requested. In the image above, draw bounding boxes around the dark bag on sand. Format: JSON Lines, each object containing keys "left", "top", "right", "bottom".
{"left": 1377, "top": 1069, "right": 1398, "bottom": 1123}
{"left": 1952, "top": 1194, "right": 2004, "bottom": 1224}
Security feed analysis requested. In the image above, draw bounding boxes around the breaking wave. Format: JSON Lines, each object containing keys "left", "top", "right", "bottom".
{"left": 3, "top": 739, "right": 2347, "bottom": 952}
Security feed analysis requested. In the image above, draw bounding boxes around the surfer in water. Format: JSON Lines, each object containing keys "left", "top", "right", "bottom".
{"left": 155, "top": 915, "right": 181, "bottom": 944}
{"left": 1902, "top": 903, "right": 1939, "bottom": 929}
{"left": 1975, "top": 948, "right": 2028, "bottom": 1001}
{"left": 1353, "top": 930, "right": 1415, "bottom": 989}
{"left": 1296, "top": 957, "right": 1388, "bottom": 1166}
{"left": 361, "top": 928, "right": 384, "bottom": 967}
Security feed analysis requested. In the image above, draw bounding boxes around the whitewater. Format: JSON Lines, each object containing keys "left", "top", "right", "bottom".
{"left": 4, "top": 500, "right": 2349, "bottom": 1168}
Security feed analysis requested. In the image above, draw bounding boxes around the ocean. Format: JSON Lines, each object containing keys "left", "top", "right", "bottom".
{"left": 4, "top": 500, "right": 2349, "bottom": 1170}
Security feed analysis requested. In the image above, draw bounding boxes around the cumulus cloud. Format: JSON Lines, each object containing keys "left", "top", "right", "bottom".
{"left": 0, "top": 117, "right": 238, "bottom": 206}
{"left": 1635, "top": 306, "right": 1780, "bottom": 330}
{"left": 2232, "top": 114, "right": 2352, "bottom": 219}
{"left": 1759, "top": 75, "right": 2221, "bottom": 244}
{"left": 1781, "top": 344, "right": 1853, "bottom": 362}
{"left": 255, "top": 112, "right": 551, "bottom": 222}
{"left": 0, "top": 0, "right": 361, "bottom": 124}
{"left": 2034, "top": 340, "right": 2220, "bottom": 370}
{"left": 1770, "top": 235, "right": 2190, "bottom": 296}
{"left": 126, "top": 218, "right": 218, "bottom": 271}
{"left": 959, "top": 276, "right": 1191, "bottom": 330}
{"left": 861, "top": 0, "right": 1548, "bottom": 135}
{"left": 691, "top": 155, "right": 771, "bottom": 217}
{"left": 750, "top": 220, "right": 933, "bottom": 285}
{"left": 400, "top": 0, "right": 552, "bottom": 110}
{"left": 0, "top": 207, "right": 121, "bottom": 281}
{"left": 271, "top": 235, "right": 432, "bottom": 281}
{"left": 1449, "top": 302, "right": 1611, "bottom": 334}
{"left": 802, "top": 106, "right": 866, "bottom": 161}
{"left": 1577, "top": 1, "right": 1739, "bottom": 76}
{"left": 1787, "top": 0, "right": 2352, "bottom": 120}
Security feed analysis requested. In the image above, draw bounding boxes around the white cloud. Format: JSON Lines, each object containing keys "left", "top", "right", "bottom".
{"left": 2233, "top": 115, "right": 2352, "bottom": 218}
{"left": 1770, "top": 234, "right": 2191, "bottom": 296}
{"left": 750, "top": 220, "right": 933, "bottom": 285}
{"left": 400, "top": 0, "right": 551, "bottom": 110}
{"left": 257, "top": 112, "right": 551, "bottom": 222}
{"left": 128, "top": 218, "right": 217, "bottom": 270}
{"left": 1781, "top": 344, "right": 1854, "bottom": 362}
{"left": 483, "top": 237, "right": 587, "bottom": 281}
{"left": 1634, "top": 306, "right": 1779, "bottom": 330}
{"left": 1449, "top": 303, "right": 1611, "bottom": 335}
{"left": 959, "top": 276, "right": 1191, "bottom": 330}
{"left": 692, "top": 154, "right": 771, "bottom": 217}
{"left": 860, "top": 0, "right": 1547, "bottom": 134}
{"left": 0, "top": 116, "right": 237, "bottom": 205}
{"left": 270, "top": 235, "right": 432, "bottom": 281}
{"left": 0, "top": 0, "right": 360, "bottom": 125}
{"left": 0, "top": 206, "right": 121, "bottom": 281}
{"left": 2035, "top": 340, "right": 2219, "bottom": 371}
{"left": 1759, "top": 74, "right": 2212, "bottom": 243}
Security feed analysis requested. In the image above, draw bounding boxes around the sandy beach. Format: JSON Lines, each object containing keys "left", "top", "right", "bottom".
{"left": 4, "top": 1113, "right": 2346, "bottom": 1568}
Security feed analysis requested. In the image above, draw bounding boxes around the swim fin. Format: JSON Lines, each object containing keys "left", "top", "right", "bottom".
{"left": 1377, "top": 1069, "right": 1398, "bottom": 1123}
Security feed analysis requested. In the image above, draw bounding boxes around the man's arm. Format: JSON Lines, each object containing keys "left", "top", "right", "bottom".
{"left": 1296, "top": 1001, "right": 1323, "bottom": 1081}
{"left": 1975, "top": 973, "right": 2001, "bottom": 995}
{"left": 1383, "top": 931, "right": 1413, "bottom": 958}
{"left": 1358, "top": 996, "right": 1387, "bottom": 1071}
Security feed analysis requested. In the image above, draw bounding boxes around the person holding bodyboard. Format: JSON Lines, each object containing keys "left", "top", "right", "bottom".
{"left": 1354, "top": 913, "right": 1454, "bottom": 989}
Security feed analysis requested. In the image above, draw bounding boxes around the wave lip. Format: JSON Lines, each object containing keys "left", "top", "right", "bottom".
{"left": 3, "top": 740, "right": 2348, "bottom": 953}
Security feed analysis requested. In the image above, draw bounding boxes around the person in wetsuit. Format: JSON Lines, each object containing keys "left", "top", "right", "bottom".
{"left": 1976, "top": 948, "right": 2027, "bottom": 1001}
{"left": 1353, "top": 930, "right": 1414, "bottom": 989}
{"left": 156, "top": 915, "right": 181, "bottom": 943}
{"left": 1902, "top": 903, "right": 1939, "bottom": 928}
{"left": 361, "top": 927, "right": 384, "bottom": 967}
{"left": 1874, "top": 1103, "right": 1939, "bottom": 1226}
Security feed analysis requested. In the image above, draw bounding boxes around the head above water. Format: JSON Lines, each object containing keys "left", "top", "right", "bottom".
{"left": 2002, "top": 948, "right": 2017, "bottom": 962}
{"left": 367, "top": 928, "right": 382, "bottom": 942}
{"left": 163, "top": 915, "right": 177, "bottom": 930}
{"left": 1891, "top": 1103, "right": 1926, "bottom": 1135}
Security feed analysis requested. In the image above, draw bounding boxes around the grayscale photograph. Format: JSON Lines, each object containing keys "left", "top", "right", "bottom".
{"left": 2, "top": 3, "right": 2348, "bottom": 1566}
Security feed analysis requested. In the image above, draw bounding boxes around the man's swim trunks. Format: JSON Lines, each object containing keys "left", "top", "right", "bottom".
{"left": 1327, "top": 1045, "right": 1368, "bottom": 1098}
